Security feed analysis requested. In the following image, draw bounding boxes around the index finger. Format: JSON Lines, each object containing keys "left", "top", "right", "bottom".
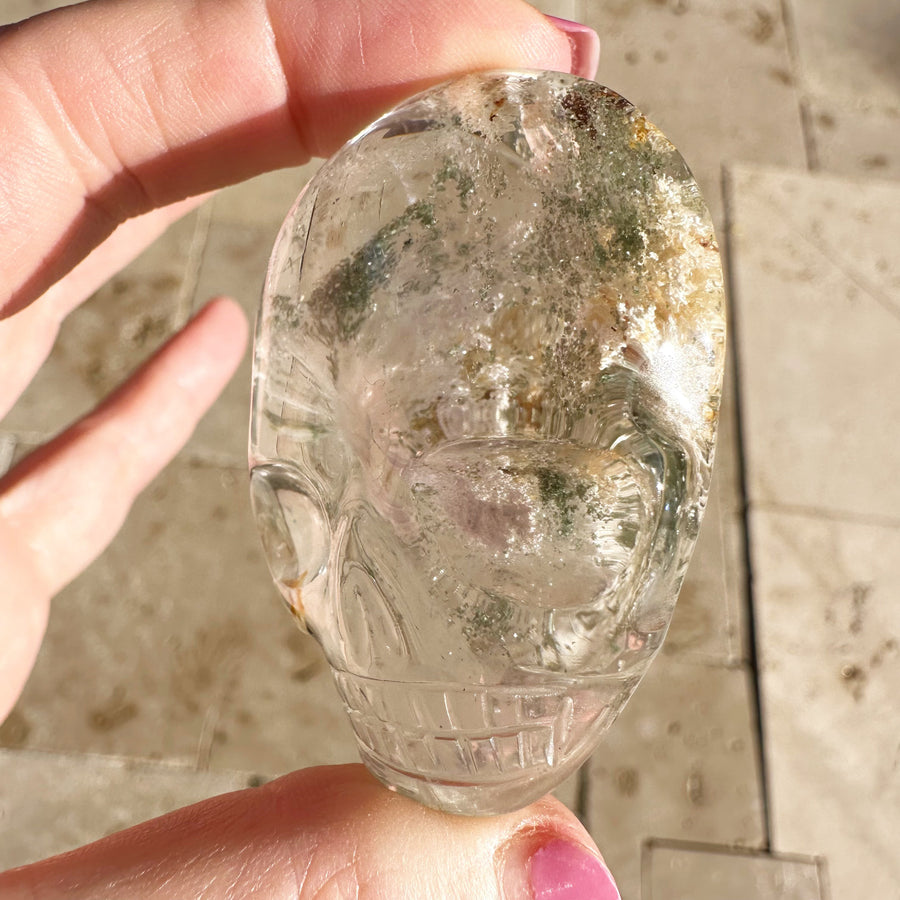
{"left": 0, "top": 0, "right": 596, "bottom": 318}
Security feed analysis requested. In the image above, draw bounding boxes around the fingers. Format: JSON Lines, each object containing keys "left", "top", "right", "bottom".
{"left": 0, "top": 297, "right": 247, "bottom": 720}
{"left": 0, "top": 197, "right": 206, "bottom": 421}
{"left": 0, "top": 764, "right": 620, "bottom": 899}
{"left": 0, "top": 0, "right": 596, "bottom": 318}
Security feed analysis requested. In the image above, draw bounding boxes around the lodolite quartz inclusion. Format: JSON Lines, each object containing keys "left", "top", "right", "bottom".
{"left": 250, "top": 71, "right": 726, "bottom": 815}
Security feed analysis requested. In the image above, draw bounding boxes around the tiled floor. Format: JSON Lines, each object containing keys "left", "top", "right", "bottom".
{"left": 642, "top": 841, "right": 826, "bottom": 900}
{"left": 1, "top": 0, "right": 897, "bottom": 897}
{"left": 729, "top": 163, "right": 900, "bottom": 899}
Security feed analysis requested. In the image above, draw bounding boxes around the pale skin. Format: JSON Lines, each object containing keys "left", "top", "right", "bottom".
{"left": 0, "top": 0, "right": 616, "bottom": 896}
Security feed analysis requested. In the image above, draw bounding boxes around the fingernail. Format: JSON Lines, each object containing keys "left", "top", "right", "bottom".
{"left": 530, "top": 839, "right": 620, "bottom": 899}
{"left": 545, "top": 16, "right": 600, "bottom": 81}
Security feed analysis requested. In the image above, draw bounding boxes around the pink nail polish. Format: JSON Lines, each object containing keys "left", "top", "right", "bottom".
{"left": 545, "top": 15, "right": 600, "bottom": 80}
{"left": 530, "top": 839, "right": 620, "bottom": 899}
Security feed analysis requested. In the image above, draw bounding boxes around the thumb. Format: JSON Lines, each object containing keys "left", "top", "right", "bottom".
{"left": 0, "top": 764, "right": 619, "bottom": 899}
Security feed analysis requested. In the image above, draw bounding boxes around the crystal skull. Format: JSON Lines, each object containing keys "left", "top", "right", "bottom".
{"left": 250, "top": 70, "right": 725, "bottom": 815}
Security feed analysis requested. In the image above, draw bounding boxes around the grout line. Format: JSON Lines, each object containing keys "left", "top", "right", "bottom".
{"left": 817, "top": 854, "right": 833, "bottom": 900}
{"left": 640, "top": 838, "right": 655, "bottom": 900}
{"left": 177, "top": 450, "right": 249, "bottom": 472}
{"left": 644, "top": 835, "right": 828, "bottom": 865}
{"left": 573, "top": 0, "right": 586, "bottom": 26}
{"left": 798, "top": 98, "right": 820, "bottom": 171}
{"left": 0, "top": 434, "right": 15, "bottom": 476}
{"left": 195, "top": 702, "right": 221, "bottom": 770}
{"left": 0, "top": 745, "right": 188, "bottom": 770}
{"left": 753, "top": 499, "right": 900, "bottom": 530}
{"left": 574, "top": 759, "right": 590, "bottom": 826}
{"left": 779, "top": 0, "right": 819, "bottom": 172}
{"left": 5, "top": 430, "right": 43, "bottom": 444}
{"left": 545, "top": 0, "right": 583, "bottom": 23}
{"left": 720, "top": 166, "right": 772, "bottom": 852}
{"left": 1, "top": 430, "right": 53, "bottom": 456}
{"left": 178, "top": 200, "right": 214, "bottom": 322}
{"left": 710, "top": 476, "right": 744, "bottom": 666}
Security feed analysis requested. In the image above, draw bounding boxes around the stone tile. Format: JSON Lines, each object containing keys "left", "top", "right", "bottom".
{"left": 752, "top": 508, "right": 900, "bottom": 900}
{"left": 768, "top": 168, "right": 900, "bottom": 293}
{"left": 643, "top": 841, "right": 825, "bottom": 899}
{"left": 788, "top": 0, "right": 900, "bottom": 116}
{"left": 2, "top": 457, "right": 359, "bottom": 774}
{"left": 0, "top": 748, "right": 252, "bottom": 870}
{"left": 730, "top": 163, "right": 900, "bottom": 898}
{"left": 3, "top": 211, "right": 205, "bottom": 439}
{"left": 787, "top": 0, "right": 900, "bottom": 179}
{"left": 2, "top": 351, "right": 96, "bottom": 445}
{"left": 184, "top": 216, "right": 275, "bottom": 465}
{"left": 581, "top": 0, "right": 806, "bottom": 228}
{"left": 584, "top": 658, "right": 765, "bottom": 900}
{"left": 204, "top": 627, "right": 361, "bottom": 775}
{"left": 727, "top": 164, "right": 900, "bottom": 520}
{"left": 808, "top": 100, "right": 900, "bottom": 181}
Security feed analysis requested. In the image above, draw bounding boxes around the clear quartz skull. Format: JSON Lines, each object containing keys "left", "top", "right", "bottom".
{"left": 250, "top": 71, "right": 725, "bottom": 816}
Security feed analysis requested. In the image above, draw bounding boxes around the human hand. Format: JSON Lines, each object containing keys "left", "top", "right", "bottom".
{"left": 1, "top": 763, "right": 621, "bottom": 897}
{"left": 0, "top": 0, "right": 616, "bottom": 895}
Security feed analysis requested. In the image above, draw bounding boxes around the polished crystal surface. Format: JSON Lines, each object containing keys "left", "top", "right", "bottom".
{"left": 250, "top": 71, "right": 726, "bottom": 815}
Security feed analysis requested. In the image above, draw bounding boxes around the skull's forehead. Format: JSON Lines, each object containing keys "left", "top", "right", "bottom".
{"left": 290, "top": 72, "right": 722, "bottom": 455}
{"left": 256, "top": 71, "right": 725, "bottom": 497}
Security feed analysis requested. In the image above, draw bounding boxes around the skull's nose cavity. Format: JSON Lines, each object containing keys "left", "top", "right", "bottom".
{"left": 250, "top": 462, "right": 331, "bottom": 629}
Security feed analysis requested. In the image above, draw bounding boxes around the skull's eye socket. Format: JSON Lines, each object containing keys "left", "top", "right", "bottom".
{"left": 250, "top": 463, "right": 330, "bottom": 628}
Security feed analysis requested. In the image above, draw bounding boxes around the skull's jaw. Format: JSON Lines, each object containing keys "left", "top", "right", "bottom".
{"left": 251, "top": 372, "right": 706, "bottom": 817}
{"left": 331, "top": 668, "right": 642, "bottom": 816}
